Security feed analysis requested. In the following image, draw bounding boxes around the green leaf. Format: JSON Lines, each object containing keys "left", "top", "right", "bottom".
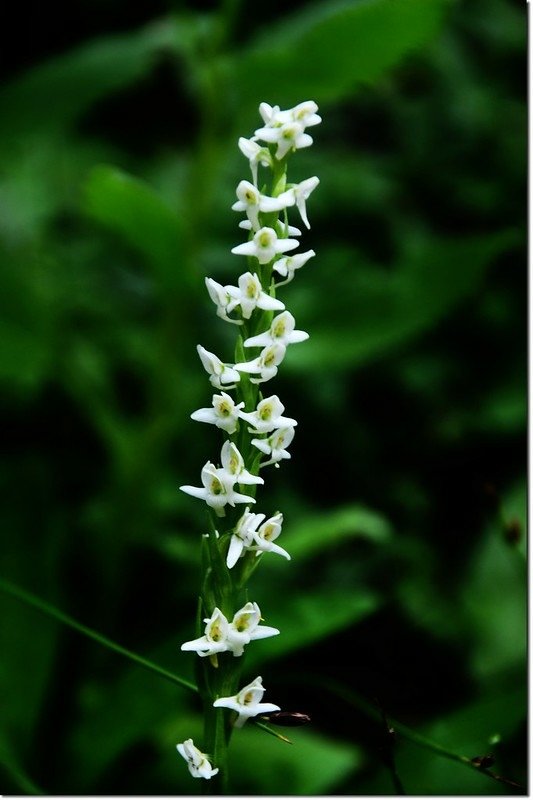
{"left": 285, "top": 504, "right": 392, "bottom": 560}
{"left": 228, "top": 725, "right": 361, "bottom": 795}
{"left": 289, "top": 230, "right": 519, "bottom": 372}
{"left": 246, "top": 590, "right": 379, "bottom": 668}
{"left": 0, "top": 20, "right": 180, "bottom": 142}
{"left": 83, "top": 165, "right": 187, "bottom": 291}
{"left": 232, "top": 0, "right": 450, "bottom": 110}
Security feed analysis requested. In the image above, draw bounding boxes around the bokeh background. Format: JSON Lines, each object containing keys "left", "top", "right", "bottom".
{"left": 0, "top": 0, "right": 527, "bottom": 795}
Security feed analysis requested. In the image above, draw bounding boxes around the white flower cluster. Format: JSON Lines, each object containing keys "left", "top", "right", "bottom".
{"left": 178, "top": 100, "right": 320, "bottom": 780}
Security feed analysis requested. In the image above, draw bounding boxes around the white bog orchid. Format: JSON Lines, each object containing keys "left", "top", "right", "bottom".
{"left": 197, "top": 345, "right": 240, "bottom": 390}
{"left": 251, "top": 512, "right": 290, "bottom": 560}
{"left": 190, "top": 392, "right": 244, "bottom": 435}
{"left": 180, "top": 461, "right": 254, "bottom": 517}
{"left": 181, "top": 607, "right": 230, "bottom": 658}
{"left": 232, "top": 180, "right": 294, "bottom": 231}
{"left": 213, "top": 676, "right": 280, "bottom": 728}
{"left": 243, "top": 311, "right": 309, "bottom": 350}
{"left": 176, "top": 739, "right": 219, "bottom": 779}
{"left": 235, "top": 343, "right": 286, "bottom": 384}
{"left": 258, "top": 101, "right": 321, "bottom": 130}
{"left": 238, "top": 136, "right": 272, "bottom": 186}
{"left": 291, "top": 176, "right": 320, "bottom": 229}
{"left": 220, "top": 440, "right": 263, "bottom": 486}
{"left": 226, "top": 507, "right": 265, "bottom": 569}
{"left": 239, "top": 395, "right": 297, "bottom": 435}
{"left": 232, "top": 272, "right": 285, "bottom": 320}
{"left": 205, "top": 278, "right": 242, "bottom": 325}
{"left": 252, "top": 426, "right": 295, "bottom": 467}
{"left": 254, "top": 120, "right": 313, "bottom": 160}
{"left": 227, "top": 601, "right": 279, "bottom": 657}
{"left": 274, "top": 249, "right": 316, "bottom": 285}
{"left": 231, "top": 227, "right": 298, "bottom": 265}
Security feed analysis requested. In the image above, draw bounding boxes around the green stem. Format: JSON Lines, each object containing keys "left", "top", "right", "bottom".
{"left": 0, "top": 578, "right": 197, "bottom": 695}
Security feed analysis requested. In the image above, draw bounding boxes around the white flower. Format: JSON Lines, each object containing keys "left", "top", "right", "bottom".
{"left": 213, "top": 676, "right": 280, "bottom": 728}
{"left": 238, "top": 137, "right": 272, "bottom": 186}
{"left": 226, "top": 507, "right": 265, "bottom": 569}
{"left": 180, "top": 461, "right": 254, "bottom": 517}
{"left": 205, "top": 278, "right": 242, "bottom": 325}
{"left": 252, "top": 426, "right": 295, "bottom": 467}
{"left": 258, "top": 100, "right": 321, "bottom": 130}
{"left": 254, "top": 120, "right": 313, "bottom": 160}
{"left": 243, "top": 311, "right": 309, "bottom": 349}
{"left": 181, "top": 607, "right": 230, "bottom": 658}
{"left": 231, "top": 227, "right": 298, "bottom": 265}
{"left": 190, "top": 392, "right": 244, "bottom": 435}
{"left": 273, "top": 249, "right": 316, "bottom": 285}
{"left": 235, "top": 343, "right": 286, "bottom": 384}
{"left": 251, "top": 512, "right": 290, "bottom": 560}
{"left": 238, "top": 395, "right": 297, "bottom": 435}
{"left": 232, "top": 180, "right": 295, "bottom": 231}
{"left": 220, "top": 440, "right": 263, "bottom": 486}
{"left": 291, "top": 176, "right": 320, "bottom": 229}
{"left": 176, "top": 739, "right": 219, "bottom": 779}
{"left": 229, "top": 272, "right": 284, "bottom": 320}
{"left": 227, "top": 601, "right": 279, "bottom": 657}
{"left": 197, "top": 345, "right": 240, "bottom": 390}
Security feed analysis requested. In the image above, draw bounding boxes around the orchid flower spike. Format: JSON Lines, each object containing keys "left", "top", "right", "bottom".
{"left": 243, "top": 311, "right": 309, "bottom": 350}
{"left": 176, "top": 739, "right": 219, "bottom": 779}
{"left": 213, "top": 676, "right": 280, "bottom": 728}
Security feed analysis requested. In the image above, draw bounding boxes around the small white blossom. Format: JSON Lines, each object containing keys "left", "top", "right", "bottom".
{"left": 176, "top": 739, "right": 219, "bottom": 779}
{"left": 274, "top": 249, "right": 316, "bottom": 285}
{"left": 205, "top": 278, "right": 242, "bottom": 325}
{"left": 232, "top": 180, "right": 295, "bottom": 231}
{"left": 251, "top": 512, "right": 290, "bottom": 560}
{"left": 213, "top": 676, "right": 280, "bottom": 728}
{"left": 180, "top": 461, "right": 254, "bottom": 517}
{"left": 226, "top": 507, "right": 265, "bottom": 569}
{"left": 243, "top": 311, "right": 309, "bottom": 349}
{"left": 181, "top": 607, "right": 230, "bottom": 658}
{"left": 229, "top": 272, "right": 284, "bottom": 320}
{"left": 197, "top": 345, "right": 240, "bottom": 390}
{"left": 220, "top": 440, "right": 263, "bottom": 486}
{"left": 238, "top": 136, "right": 272, "bottom": 186}
{"left": 235, "top": 343, "right": 286, "bottom": 384}
{"left": 239, "top": 395, "right": 297, "bottom": 435}
{"left": 252, "top": 426, "right": 295, "bottom": 467}
{"left": 227, "top": 601, "right": 279, "bottom": 657}
{"left": 190, "top": 392, "right": 244, "bottom": 435}
{"left": 258, "top": 101, "right": 321, "bottom": 130}
{"left": 254, "top": 120, "right": 313, "bottom": 160}
{"left": 291, "top": 176, "right": 320, "bottom": 229}
{"left": 231, "top": 227, "right": 298, "bottom": 265}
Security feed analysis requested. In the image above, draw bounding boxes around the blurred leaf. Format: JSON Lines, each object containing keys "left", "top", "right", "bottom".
{"left": 289, "top": 230, "right": 519, "bottom": 372}
{"left": 285, "top": 504, "right": 392, "bottom": 560}
{"left": 228, "top": 725, "right": 360, "bottom": 795}
{"left": 247, "top": 590, "right": 379, "bottom": 668}
{"left": 233, "top": 0, "right": 450, "bottom": 111}
{"left": 0, "top": 20, "right": 180, "bottom": 142}
{"left": 83, "top": 165, "right": 186, "bottom": 291}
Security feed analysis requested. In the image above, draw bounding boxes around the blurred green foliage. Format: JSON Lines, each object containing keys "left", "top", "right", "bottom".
{"left": 0, "top": 0, "right": 526, "bottom": 794}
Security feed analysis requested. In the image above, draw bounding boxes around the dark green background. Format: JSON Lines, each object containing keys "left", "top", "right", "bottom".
{"left": 0, "top": 0, "right": 526, "bottom": 794}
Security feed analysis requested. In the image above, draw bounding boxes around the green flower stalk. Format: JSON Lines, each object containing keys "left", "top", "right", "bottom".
{"left": 177, "top": 100, "right": 321, "bottom": 789}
